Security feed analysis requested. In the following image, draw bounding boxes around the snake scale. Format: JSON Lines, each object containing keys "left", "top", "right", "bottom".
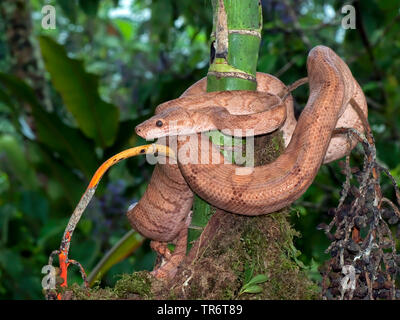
{"left": 127, "top": 45, "right": 368, "bottom": 278}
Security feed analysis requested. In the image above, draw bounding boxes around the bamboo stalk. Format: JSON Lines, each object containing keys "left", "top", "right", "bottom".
{"left": 189, "top": 0, "right": 262, "bottom": 244}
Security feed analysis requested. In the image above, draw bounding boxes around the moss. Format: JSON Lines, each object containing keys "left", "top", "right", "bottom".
{"left": 64, "top": 283, "right": 118, "bottom": 300}
{"left": 113, "top": 271, "right": 153, "bottom": 299}
{"left": 143, "top": 210, "right": 320, "bottom": 300}
{"left": 62, "top": 271, "right": 155, "bottom": 300}
{"left": 222, "top": 287, "right": 236, "bottom": 300}
{"left": 253, "top": 130, "right": 285, "bottom": 166}
{"left": 237, "top": 212, "right": 320, "bottom": 300}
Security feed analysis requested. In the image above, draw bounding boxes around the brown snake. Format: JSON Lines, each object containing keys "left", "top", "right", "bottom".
{"left": 128, "top": 45, "right": 368, "bottom": 278}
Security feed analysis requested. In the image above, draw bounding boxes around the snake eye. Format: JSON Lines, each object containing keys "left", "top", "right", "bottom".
{"left": 156, "top": 120, "right": 163, "bottom": 127}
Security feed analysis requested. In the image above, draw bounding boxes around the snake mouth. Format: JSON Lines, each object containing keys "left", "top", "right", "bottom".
{"left": 135, "top": 125, "right": 157, "bottom": 142}
{"left": 134, "top": 124, "right": 147, "bottom": 139}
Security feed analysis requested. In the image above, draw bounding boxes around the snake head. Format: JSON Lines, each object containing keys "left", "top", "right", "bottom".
{"left": 135, "top": 106, "right": 210, "bottom": 140}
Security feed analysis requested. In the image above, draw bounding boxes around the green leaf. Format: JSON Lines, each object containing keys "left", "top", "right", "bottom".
{"left": 243, "top": 261, "right": 254, "bottom": 284}
{"left": 57, "top": 0, "right": 78, "bottom": 23}
{"left": 377, "top": 0, "right": 400, "bottom": 10}
{"left": 37, "top": 145, "right": 86, "bottom": 206}
{"left": 258, "top": 54, "right": 278, "bottom": 73}
{"left": 239, "top": 273, "right": 268, "bottom": 296}
{"left": 114, "top": 19, "right": 135, "bottom": 41}
{"left": 39, "top": 36, "right": 120, "bottom": 148}
{"left": 32, "top": 108, "right": 98, "bottom": 178}
{"left": 70, "top": 238, "right": 101, "bottom": 270}
{"left": 246, "top": 274, "right": 268, "bottom": 286}
{"left": 0, "top": 73, "right": 99, "bottom": 179}
{"left": 0, "top": 249, "right": 23, "bottom": 278}
{"left": 0, "top": 204, "right": 16, "bottom": 245}
{"left": 78, "top": 0, "right": 100, "bottom": 16}
{"left": 240, "top": 284, "right": 263, "bottom": 294}
{"left": 19, "top": 191, "right": 49, "bottom": 224}
{"left": 88, "top": 230, "right": 144, "bottom": 287}
{"left": 362, "top": 81, "right": 380, "bottom": 93}
{"left": 0, "top": 87, "right": 17, "bottom": 113}
{"left": 0, "top": 171, "right": 9, "bottom": 195}
{"left": 150, "top": 1, "right": 173, "bottom": 41}
{"left": 37, "top": 218, "right": 69, "bottom": 248}
{"left": 0, "top": 135, "right": 38, "bottom": 190}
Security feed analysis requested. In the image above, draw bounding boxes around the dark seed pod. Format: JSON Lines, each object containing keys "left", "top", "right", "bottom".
{"left": 327, "top": 233, "right": 336, "bottom": 242}
{"left": 358, "top": 271, "right": 366, "bottom": 282}
{"left": 347, "top": 239, "right": 361, "bottom": 253}
{"left": 316, "top": 223, "right": 329, "bottom": 231}
{"left": 329, "top": 272, "right": 340, "bottom": 281}
{"left": 330, "top": 247, "right": 338, "bottom": 257}
{"left": 381, "top": 241, "right": 393, "bottom": 249}
{"left": 388, "top": 215, "right": 399, "bottom": 225}
{"left": 366, "top": 215, "right": 374, "bottom": 225}
{"left": 375, "top": 274, "right": 385, "bottom": 289}
{"left": 366, "top": 264, "right": 375, "bottom": 274}
{"left": 378, "top": 289, "right": 390, "bottom": 300}
{"left": 354, "top": 285, "right": 368, "bottom": 298}
{"left": 363, "top": 254, "right": 371, "bottom": 265}
{"left": 365, "top": 190, "right": 375, "bottom": 203}
{"left": 350, "top": 185, "right": 360, "bottom": 198}
{"left": 383, "top": 280, "right": 393, "bottom": 290}
{"left": 331, "top": 261, "right": 342, "bottom": 272}
{"left": 334, "top": 229, "right": 345, "bottom": 240}
{"left": 327, "top": 208, "right": 336, "bottom": 217}
{"left": 354, "top": 216, "right": 367, "bottom": 229}
{"left": 324, "top": 289, "right": 334, "bottom": 300}
{"left": 330, "top": 278, "right": 341, "bottom": 288}
{"left": 354, "top": 259, "right": 364, "bottom": 272}
{"left": 384, "top": 252, "right": 394, "bottom": 261}
{"left": 381, "top": 208, "right": 392, "bottom": 220}
{"left": 387, "top": 266, "right": 397, "bottom": 275}
{"left": 330, "top": 287, "right": 340, "bottom": 296}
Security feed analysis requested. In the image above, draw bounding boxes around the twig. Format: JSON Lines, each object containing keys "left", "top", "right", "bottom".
{"left": 45, "top": 144, "right": 176, "bottom": 300}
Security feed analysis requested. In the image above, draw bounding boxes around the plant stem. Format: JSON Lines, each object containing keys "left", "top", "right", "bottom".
{"left": 189, "top": 0, "right": 262, "bottom": 245}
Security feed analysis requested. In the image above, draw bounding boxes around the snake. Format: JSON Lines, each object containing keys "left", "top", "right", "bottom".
{"left": 128, "top": 45, "right": 368, "bottom": 277}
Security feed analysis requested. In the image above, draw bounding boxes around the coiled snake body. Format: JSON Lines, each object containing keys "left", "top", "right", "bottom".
{"left": 128, "top": 46, "right": 368, "bottom": 278}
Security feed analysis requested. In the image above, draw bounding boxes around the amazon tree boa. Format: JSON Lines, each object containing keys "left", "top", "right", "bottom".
{"left": 128, "top": 45, "right": 368, "bottom": 278}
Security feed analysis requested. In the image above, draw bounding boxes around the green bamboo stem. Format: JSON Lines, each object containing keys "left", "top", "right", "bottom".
{"left": 188, "top": 0, "right": 262, "bottom": 246}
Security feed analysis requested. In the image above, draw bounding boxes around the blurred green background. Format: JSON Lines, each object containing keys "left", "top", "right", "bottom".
{"left": 0, "top": 0, "right": 399, "bottom": 299}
